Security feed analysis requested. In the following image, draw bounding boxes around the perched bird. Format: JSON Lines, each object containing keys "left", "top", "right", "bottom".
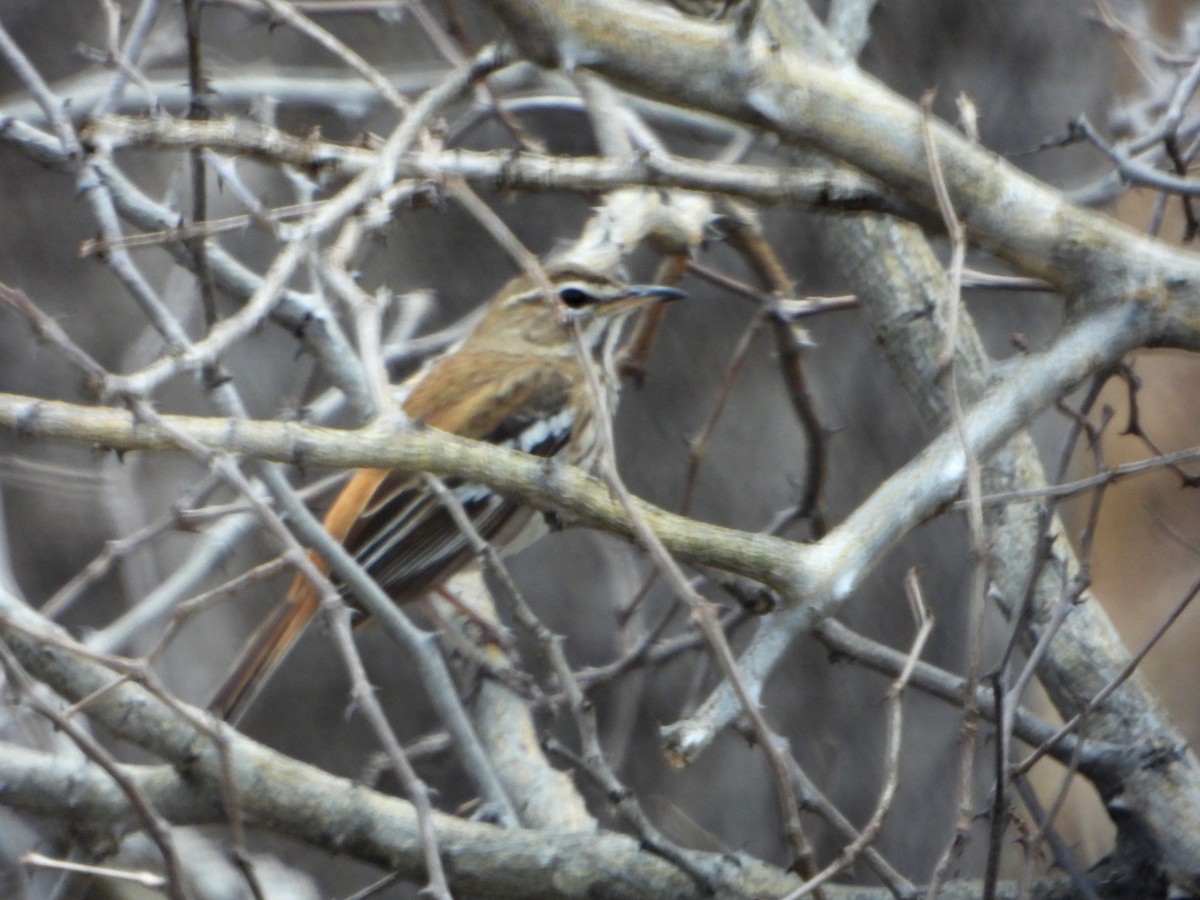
{"left": 209, "top": 262, "right": 684, "bottom": 722}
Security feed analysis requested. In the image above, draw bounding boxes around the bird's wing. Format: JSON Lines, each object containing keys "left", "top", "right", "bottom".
{"left": 209, "top": 353, "right": 581, "bottom": 722}
{"left": 344, "top": 354, "right": 581, "bottom": 599}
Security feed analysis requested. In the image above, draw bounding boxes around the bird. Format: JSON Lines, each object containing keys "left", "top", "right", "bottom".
{"left": 209, "top": 262, "right": 685, "bottom": 722}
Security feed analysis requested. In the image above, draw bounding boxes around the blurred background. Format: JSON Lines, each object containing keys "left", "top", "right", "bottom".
{"left": 1, "top": 1, "right": 1198, "bottom": 896}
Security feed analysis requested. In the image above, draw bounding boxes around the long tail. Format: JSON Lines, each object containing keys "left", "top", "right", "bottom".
{"left": 207, "top": 574, "right": 319, "bottom": 723}
{"left": 208, "top": 468, "right": 392, "bottom": 723}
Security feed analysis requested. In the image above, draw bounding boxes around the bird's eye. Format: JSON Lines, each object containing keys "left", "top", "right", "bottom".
{"left": 558, "top": 287, "right": 591, "bottom": 308}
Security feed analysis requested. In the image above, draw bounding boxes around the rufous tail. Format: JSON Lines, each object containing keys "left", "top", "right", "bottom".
{"left": 207, "top": 575, "right": 319, "bottom": 723}
{"left": 208, "top": 468, "right": 391, "bottom": 723}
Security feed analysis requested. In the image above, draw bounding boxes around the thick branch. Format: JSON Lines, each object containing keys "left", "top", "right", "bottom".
{"left": 0, "top": 593, "right": 798, "bottom": 899}
{"left": 0, "top": 743, "right": 1071, "bottom": 899}
{"left": 482, "top": 0, "right": 1200, "bottom": 319}
{"left": 80, "top": 115, "right": 913, "bottom": 218}
{"left": 0, "top": 391, "right": 796, "bottom": 590}
{"left": 0, "top": 300, "right": 1153, "bottom": 615}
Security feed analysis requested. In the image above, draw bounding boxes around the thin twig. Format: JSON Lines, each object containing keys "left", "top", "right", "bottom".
{"left": 919, "top": 89, "right": 989, "bottom": 900}
{"left": 0, "top": 638, "right": 193, "bottom": 900}
{"left": 781, "top": 569, "right": 932, "bottom": 898}
{"left": 252, "top": 0, "right": 410, "bottom": 111}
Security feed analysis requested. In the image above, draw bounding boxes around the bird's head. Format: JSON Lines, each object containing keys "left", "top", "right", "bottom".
{"left": 473, "top": 263, "right": 686, "bottom": 355}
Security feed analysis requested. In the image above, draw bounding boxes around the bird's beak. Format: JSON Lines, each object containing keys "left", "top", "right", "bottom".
{"left": 594, "top": 284, "right": 687, "bottom": 317}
